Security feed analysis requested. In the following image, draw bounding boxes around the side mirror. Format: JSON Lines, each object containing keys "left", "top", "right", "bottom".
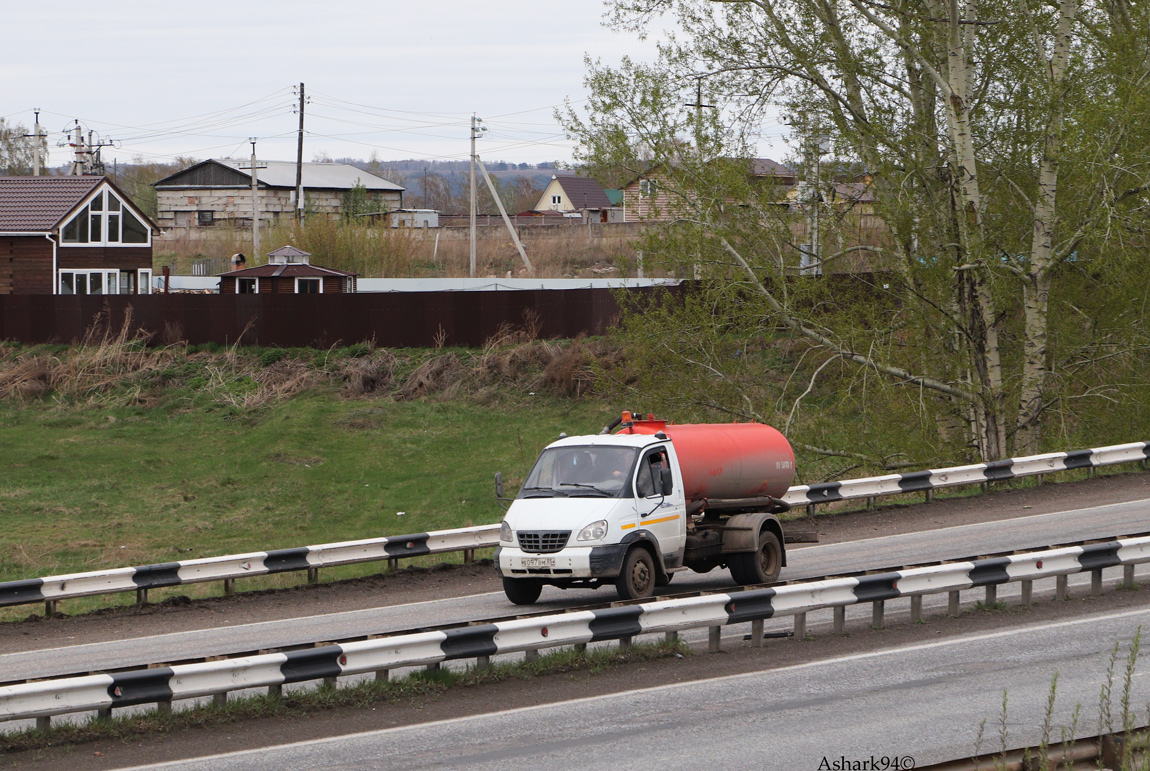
{"left": 660, "top": 468, "right": 674, "bottom": 496}
{"left": 495, "top": 471, "right": 504, "bottom": 499}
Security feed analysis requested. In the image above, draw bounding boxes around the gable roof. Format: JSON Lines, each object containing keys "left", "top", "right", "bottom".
{"left": 0, "top": 176, "right": 104, "bottom": 232}
{"left": 552, "top": 176, "right": 612, "bottom": 209}
{"left": 154, "top": 159, "right": 404, "bottom": 192}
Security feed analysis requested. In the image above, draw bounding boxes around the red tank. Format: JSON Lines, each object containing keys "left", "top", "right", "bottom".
{"left": 617, "top": 413, "right": 795, "bottom": 501}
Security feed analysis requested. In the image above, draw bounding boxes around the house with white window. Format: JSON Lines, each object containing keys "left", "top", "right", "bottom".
{"left": 217, "top": 245, "right": 356, "bottom": 294}
{"left": 532, "top": 175, "right": 622, "bottom": 223}
{"left": 0, "top": 176, "right": 156, "bottom": 294}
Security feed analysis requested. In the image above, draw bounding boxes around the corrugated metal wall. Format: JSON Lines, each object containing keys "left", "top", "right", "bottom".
{"left": 0, "top": 287, "right": 668, "bottom": 348}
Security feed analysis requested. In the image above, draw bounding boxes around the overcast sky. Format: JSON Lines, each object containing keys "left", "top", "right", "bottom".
{"left": 3, "top": 1, "right": 790, "bottom": 171}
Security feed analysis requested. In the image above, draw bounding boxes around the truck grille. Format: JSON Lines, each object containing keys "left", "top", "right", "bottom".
{"left": 517, "top": 531, "right": 571, "bottom": 553}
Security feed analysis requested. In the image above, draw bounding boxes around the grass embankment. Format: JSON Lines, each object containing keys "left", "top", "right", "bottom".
{"left": 0, "top": 330, "right": 617, "bottom": 612}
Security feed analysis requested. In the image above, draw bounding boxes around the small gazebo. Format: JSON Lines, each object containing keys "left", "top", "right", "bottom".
{"left": 217, "top": 246, "right": 357, "bottom": 294}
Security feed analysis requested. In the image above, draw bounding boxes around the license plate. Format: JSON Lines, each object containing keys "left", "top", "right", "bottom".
{"left": 521, "top": 557, "right": 556, "bottom": 568}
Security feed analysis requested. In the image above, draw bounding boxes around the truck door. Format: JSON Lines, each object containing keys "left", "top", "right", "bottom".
{"left": 633, "top": 446, "right": 686, "bottom": 566}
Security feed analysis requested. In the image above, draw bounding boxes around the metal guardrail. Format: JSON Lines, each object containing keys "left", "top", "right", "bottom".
{"left": 4, "top": 532, "right": 1148, "bottom": 728}
{"left": 781, "top": 440, "right": 1150, "bottom": 510}
{"left": 1, "top": 440, "right": 1146, "bottom": 616}
{"left": 0, "top": 525, "right": 500, "bottom": 614}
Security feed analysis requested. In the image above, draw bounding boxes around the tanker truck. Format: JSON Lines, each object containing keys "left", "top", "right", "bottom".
{"left": 495, "top": 411, "right": 805, "bottom": 605}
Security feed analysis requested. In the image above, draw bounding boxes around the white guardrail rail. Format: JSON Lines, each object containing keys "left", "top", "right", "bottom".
{"left": 4, "top": 533, "right": 1149, "bottom": 728}
{"left": 2, "top": 441, "right": 1146, "bottom": 615}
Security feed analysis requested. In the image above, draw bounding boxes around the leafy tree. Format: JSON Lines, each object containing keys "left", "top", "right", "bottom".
{"left": 568, "top": 0, "right": 1150, "bottom": 464}
{"left": 0, "top": 119, "right": 39, "bottom": 176}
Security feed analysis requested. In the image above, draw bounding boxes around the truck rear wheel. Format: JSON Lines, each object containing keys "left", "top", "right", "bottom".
{"left": 729, "top": 530, "right": 782, "bottom": 586}
{"left": 616, "top": 548, "right": 656, "bottom": 601}
{"left": 503, "top": 577, "right": 543, "bottom": 605}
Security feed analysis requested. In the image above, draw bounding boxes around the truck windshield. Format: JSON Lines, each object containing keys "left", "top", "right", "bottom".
{"left": 517, "top": 446, "right": 638, "bottom": 498}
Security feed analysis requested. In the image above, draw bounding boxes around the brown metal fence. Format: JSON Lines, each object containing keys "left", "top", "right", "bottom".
{"left": 0, "top": 287, "right": 672, "bottom": 348}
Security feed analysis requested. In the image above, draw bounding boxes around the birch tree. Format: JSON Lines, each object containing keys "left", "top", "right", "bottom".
{"left": 569, "top": 0, "right": 1150, "bottom": 461}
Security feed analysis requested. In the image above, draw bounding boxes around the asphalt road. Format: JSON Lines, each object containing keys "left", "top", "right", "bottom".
{"left": 4, "top": 496, "right": 1148, "bottom": 681}
{"left": 118, "top": 606, "right": 1150, "bottom": 770}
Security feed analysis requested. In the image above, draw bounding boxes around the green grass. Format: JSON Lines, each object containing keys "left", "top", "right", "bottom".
{"left": 0, "top": 394, "right": 609, "bottom": 584}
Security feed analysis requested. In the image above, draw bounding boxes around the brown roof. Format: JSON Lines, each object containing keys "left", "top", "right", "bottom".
{"left": 553, "top": 176, "right": 612, "bottom": 210}
{"left": 0, "top": 176, "right": 103, "bottom": 232}
{"left": 218, "top": 263, "right": 356, "bottom": 278}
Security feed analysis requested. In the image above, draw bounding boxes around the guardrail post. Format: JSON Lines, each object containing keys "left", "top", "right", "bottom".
{"left": 464, "top": 549, "right": 475, "bottom": 564}
{"left": 268, "top": 683, "right": 282, "bottom": 698}
{"left": 664, "top": 631, "right": 677, "bottom": 644}
{"left": 477, "top": 655, "right": 490, "bottom": 670}
{"left": 619, "top": 636, "right": 633, "bottom": 651}
{"left": 866, "top": 496, "right": 875, "bottom": 510}
{"left": 1142, "top": 458, "right": 1149, "bottom": 471}
{"left": 323, "top": 676, "right": 337, "bottom": 688}
{"left": 833, "top": 606, "right": 846, "bottom": 634}
{"left": 36, "top": 716, "right": 50, "bottom": 731}
{"left": 794, "top": 612, "right": 807, "bottom": 640}
{"left": 158, "top": 701, "right": 172, "bottom": 715}
{"left": 1021, "top": 580, "right": 1033, "bottom": 606}
{"left": 981, "top": 481, "right": 989, "bottom": 493}
{"left": 307, "top": 567, "right": 319, "bottom": 585}
{"left": 708, "top": 626, "right": 722, "bottom": 652}
{"left": 213, "top": 692, "right": 227, "bottom": 708}
{"left": 136, "top": 587, "right": 148, "bottom": 605}
{"left": 910, "top": 595, "right": 922, "bottom": 623}
{"left": 426, "top": 662, "right": 442, "bottom": 672}
{"left": 525, "top": 649, "right": 539, "bottom": 663}
{"left": 948, "top": 590, "right": 960, "bottom": 616}
{"left": 1124, "top": 565, "right": 1136, "bottom": 588}
{"left": 985, "top": 584, "right": 997, "bottom": 605}
{"left": 1036, "top": 473, "right": 1044, "bottom": 486}
{"left": 1091, "top": 568, "right": 1103, "bottom": 596}
{"left": 575, "top": 643, "right": 588, "bottom": 654}
{"left": 1088, "top": 466, "right": 1096, "bottom": 477}
{"left": 223, "top": 578, "right": 235, "bottom": 596}
{"left": 97, "top": 707, "right": 111, "bottom": 721}
{"left": 44, "top": 599, "right": 56, "bottom": 617}
{"left": 388, "top": 558, "right": 398, "bottom": 573}
{"left": 1056, "top": 574, "right": 1068, "bottom": 601}
{"left": 375, "top": 670, "right": 389, "bottom": 683}
{"left": 751, "top": 619, "right": 764, "bottom": 648}
{"left": 806, "top": 503, "right": 816, "bottom": 517}
{"left": 872, "top": 601, "right": 884, "bottom": 630}
{"left": 925, "top": 489, "right": 934, "bottom": 503}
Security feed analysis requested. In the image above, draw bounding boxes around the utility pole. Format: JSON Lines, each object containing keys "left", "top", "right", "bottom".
{"left": 22, "top": 110, "right": 43, "bottom": 175}
{"left": 469, "top": 114, "right": 480, "bottom": 277}
{"left": 810, "top": 132, "right": 830, "bottom": 276}
{"left": 249, "top": 138, "right": 264, "bottom": 259}
{"left": 684, "top": 76, "right": 715, "bottom": 152}
{"left": 32, "top": 109, "right": 41, "bottom": 175}
{"left": 294, "top": 82, "right": 306, "bottom": 224}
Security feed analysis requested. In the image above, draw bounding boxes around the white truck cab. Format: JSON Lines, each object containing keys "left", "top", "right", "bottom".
{"left": 496, "top": 413, "right": 801, "bottom": 604}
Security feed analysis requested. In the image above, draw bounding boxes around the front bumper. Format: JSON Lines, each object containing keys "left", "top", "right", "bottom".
{"left": 496, "top": 543, "right": 628, "bottom": 579}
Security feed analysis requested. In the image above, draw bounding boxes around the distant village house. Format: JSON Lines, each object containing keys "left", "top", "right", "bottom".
{"left": 153, "top": 160, "right": 404, "bottom": 231}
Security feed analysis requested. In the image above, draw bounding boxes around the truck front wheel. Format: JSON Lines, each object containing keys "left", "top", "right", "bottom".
{"left": 503, "top": 577, "right": 543, "bottom": 605}
{"left": 616, "top": 548, "right": 656, "bottom": 601}
{"left": 729, "top": 530, "right": 782, "bottom": 586}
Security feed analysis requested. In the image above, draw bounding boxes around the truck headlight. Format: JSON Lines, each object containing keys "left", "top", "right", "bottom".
{"left": 500, "top": 521, "right": 513, "bottom": 543}
{"left": 578, "top": 520, "right": 608, "bottom": 541}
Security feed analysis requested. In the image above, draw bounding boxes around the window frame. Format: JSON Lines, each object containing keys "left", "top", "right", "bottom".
{"left": 59, "top": 269, "right": 121, "bottom": 295}
{"left": 237, "top": 278, "right": 259, "bottom": 294}
{"left": 295, "top": 277, "right": 323, "bottom": 294}
{"left": 59, "top": 186, "right": 151, "bottom": 247}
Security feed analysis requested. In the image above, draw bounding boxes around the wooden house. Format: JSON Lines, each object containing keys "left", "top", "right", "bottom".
{"left": 0, "top": 176, "right": 156, "bottom": 294}
{"left": 218, "top": 246, "right": 356, "bottom": 294}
